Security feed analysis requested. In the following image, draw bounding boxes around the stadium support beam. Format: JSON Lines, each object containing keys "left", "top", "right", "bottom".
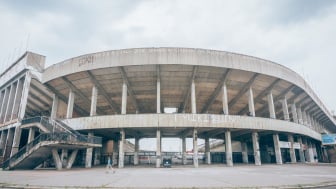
{"left": 179, "top": 66, "right": 198, "bottom": 113}
{"left": 87, "top": 71, "right": 120, "bottom": 113}
{"left": 119, "top": 67, "right": 140, "bottom": 113}
{"left": 228, "top": 74, "right": 258, "bottom": 110}
{"left": 157, "top": 65, "right": 161, "bottom": 113}
{"left": 201, "top": 69, "right": 231, "bottom": 113}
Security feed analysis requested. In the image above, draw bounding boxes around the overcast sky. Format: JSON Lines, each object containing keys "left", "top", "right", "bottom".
{"left": 0, "top": 1, "right": 335, "bottom": 116}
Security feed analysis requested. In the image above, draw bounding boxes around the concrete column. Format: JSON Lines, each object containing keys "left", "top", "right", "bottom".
{"left": 85, "top": 132, "right": 94, "bottom": 168}
{"left": 10, "top": 127, "right": 22, "bottom": 156}
{"left": 297, "top": 137, "right": 305, "bottom": 163}
{"left": 222, "top": 83, "right": 229, "bottom": 115}
{"left": 193, "top": 128, "right": 198, "bottom": 168}
{"left": 90, "top": 85, "right": 98, "bottom": 116}
{"left": 17, "top": 73, "right": 31, "bottom": 120}
{"left": 4, "top": 84, "right": 14, "bottom": 123}
{"left": 27, "top": 127, "right": 36, "bottom": 143}
{"left": 273, "top": 133, "right": 282, "bottom": 164}
{"left": 0, "top": 87, "right": 10, "bottom": 124}
{"left": 302, "top": 111, "right": 308, "bottom": 126}
{"left": 182, "top": 137, "right": 187, "bottom": 165}
{"left": 0, "top": 91, "right": 5, "bottom": 121}
{"left": 157, "top": 77, "right": 161, "bottom": 113}
{"left": 93, "top": 148, "right": 101, "bottom": 165}
{"left": 7, "top": 82, "right": 19, "bottom": 122}
{"left": 291, "top": 104, "right": 298, "bottom": 123}
{"left": 288, "top": 134, "right": 296, "bottom": 163}
{"left": 282, "top": 97, "right": 290, "bottom": 121}
{"left": 308, "top": 141, "right": 314, "bottom": 163}
{"left": 191, "top": 80, "right": 196, "bottom": 114}
{"left": 61, "top": 149, "right": 68, "bottom": 168}
{"left": 205, "top": 137, "right": 211, "bottom": 164}
{"left": 225, "top": 130, "right": 233, "bottom": 166}
{"left": 121, "top": 81, "right": 127, "bottom": 114}
{"left": 51, "top": 94, "right": 59, "bottom": 119}
{"left": 66, "top": 149, "right": 78, "bottom": 169}
{"left": 66, "top": 89, "right": 75, "bottom": 119}
{"left": 119, "top": 129, "right": 125, "bottom": 168}
{"left": 241, "top": 141, "right": 249, "bottom": 164}
{"left": 252, "top": 132, "right": 261, "bottom": 165}
{"left": 52, "top": 149, "right": 62, "bottom": 170}
{"left": 134, "top": 137, "right": 139, "bottom": 165}
{"left": 11, "top": 78, "right": 24, "bottom": 120}
{"left": 297, "top": 106, "right": 303, "bottom": 124}
{"left": 248, "top": 87, "right": 255, "bottom": 116}
{"left": 267, "top": 92, "right": 276, "bottom": 119}
{"left": 112, "top": 140, "right": 118, "bottom": 166}
{"left": 3, "top": 128, "right": 14, "bottom": 159}
{"left": 156, "top": 129, "right": 161, "bottom": 168}
{"left": 0, "top": 130, "right": 7, "bottom": 156}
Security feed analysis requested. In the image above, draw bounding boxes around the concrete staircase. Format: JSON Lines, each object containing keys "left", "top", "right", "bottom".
{"left": 2, "top": 117, "right": 102, "bottom": 170}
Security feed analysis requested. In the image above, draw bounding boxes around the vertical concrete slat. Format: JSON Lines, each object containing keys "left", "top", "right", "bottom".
{"left": 297, "top": 106, "right": 303, "bottom": 124}
{"left": 291, "top": 104, "right": 298, "bottom": 123}
{"left": 27, "top": 127, "right": 36, "bottom": 143}
{"left": 182, "top": 137, "right": 187, "bottom": 165}
{"left": 282, "top": 97, "right": 290, "bottom": 121}
{"left": 121, "top": 81, "right": 127, "bottom": 115}
{"left": 205, "top": 137, "right": 211, "bottom": 164}
{"left": 90, "top": 85, "right": 98, "bottom": 116}
{"left": 297, "top": 136, "right": 306, "bottom": 163}
{"left": 1, "top": 87, "right": 10, "bottom": 124}
{"left": 85, "top": 132, "right": 93, "bottom": 168}
{"left": 248, "top": 87, "right": 255, "bottom": 117}
{"left": 191, "top": 80, "right": 196, "bottom": 114}
{"left": 8, "top": 81, "right": 19, "bottom": 122}
{"left": 11, "top": 126, "right": 22, "bottom": 156}
{"left": 157, "top": 76, "right": 161, "bottom": 113}
{"left": 17, "top": 73, "right": 31, "bottom": 121}
{"left": 241, "top": 141, "right": 249, "bottom": 164}
{"left": 10, "top": 79, "right": 22, "bottom": 121}
{"left": 156, "top": 129, "right": 161, "bottom": 168}
{"left": 0, "top": 130, "right": 8, "bottom": 156}
{"left": 193, "top": 128, "right": 198, "bottom": 168}
{"left": 134, "top": 137, "right": 139, "bottom": 165}
{"left": 119, "top": 129, "right": 125, "bottom": 168}
{"left": 51, "top": 94, "right": 59, "bottom": 119}
{"left": 252, "top": 132, "right": 261, "bottom": 166}
{"left": 4, "top": 84, "right": 14, "bottom": 123}
{"left": 288, "top": 134, "right": 296, "bottom": 163}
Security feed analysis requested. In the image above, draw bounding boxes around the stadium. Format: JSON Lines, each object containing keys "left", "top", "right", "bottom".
{"left": 0, "top": 47, "right": 335, "bottom": 170}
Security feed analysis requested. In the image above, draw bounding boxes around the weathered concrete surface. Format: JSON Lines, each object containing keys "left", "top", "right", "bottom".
{"left": 1, "top": 164, "right": 336, "bottom": 188}
{"left": 63, "top": 114, "right": 322, "bottom": 141}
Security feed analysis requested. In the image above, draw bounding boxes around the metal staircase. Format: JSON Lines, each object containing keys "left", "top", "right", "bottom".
{"left": 2, "top": 117, "right": 102, "bottom": 170}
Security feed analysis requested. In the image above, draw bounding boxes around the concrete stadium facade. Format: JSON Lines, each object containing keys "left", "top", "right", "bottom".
{"left": 0, "top": 47, "right": 335, "bottom": 170}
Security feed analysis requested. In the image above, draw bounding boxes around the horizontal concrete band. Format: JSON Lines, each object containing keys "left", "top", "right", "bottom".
{"left": 42, "top": 48, "right": 334, "bottom": 127}
{"left": 63, "top": 114, "right": 322, "bottom": 141}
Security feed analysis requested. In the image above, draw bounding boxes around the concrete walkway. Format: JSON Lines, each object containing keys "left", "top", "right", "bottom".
{"left": 1, "top": 164, "right": 336, "bottom": 188}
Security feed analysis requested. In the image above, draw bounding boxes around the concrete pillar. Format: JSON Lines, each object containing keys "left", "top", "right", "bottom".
{"left": 134, "top": 137, "right": 139, "bottom": 165}
{"left": 182, "top": 137, "right": 187, "bottom": 165}
{"left": 252, "top": 132, "right": 261, "bottom": 166}
{"left": 93, "top": 148, "right": 101, "bottom": 165}
{"left": 6, "top": 82, "right": 18, "bottom": 122}
{"left": 191, "top": 80, "right": 196, "bottom": 114}
{"left": 273, "top": 133, "right": 282, "bottom": 164}
{"left": 248, "top": 87, "right": 255, "bottom": 117}
{"left": 51, "top": 94, "right": 59, "bottom": 119}
{"left": 205, "top": 137, "right": 211, "bottom": 164}
{"left": 17, "top": 73, "right": 31, "bottom": 120}
{"left": 0, "top": 130, "right": 7, "bottom": 156}
{"left": 52, "top": 149, "right": 62, "bottom": 170}
{"left": 225, "top": 130, "right": 233, "bottom": 166}
{"left": 291, "top": 104, "right": 298, "bottom": 123}
{"left": 118, "top": 129, "right": 125, "bottom": 168}
{"left": 302, "top": 111, "right": 308, "bottom": 126}
{"left": 90, "top": 86, "right": 98, "bottom": 116}
{"left": 113, "top": 140, "right": 118, "bottom": 166}
{"left": 297, "top": 137, "right": 305, "bottom": 163}
{"left": 27, "top": 127, "right": 36, "bottom": 143}
{"left": 0, "top": 87, "right": 10, "bottom": 124}
{"left": 3, "top": 128, "right": 14, "bottom": 159}
{"left": 11, "top": 126, "right": 22, "bottom": 155}
{"left": 282, "top": 97, "right": 290, "bottom": 121}
{"left": 11, "top": 78, "right": 24, "bottom": 120}
{"left": 193, "top": 128, "right": 198, "bottom": 168}
{"left": 121, "top": 81, "right": 127, "bottom": 114}
{"left": 156, "top": 129, "right": 161, "bottom": 168}
{"left": 66, "top": 89, "right": 75, "bottom": 119}
{"left": 0, "top": 90, "right": 5, "bottom": 122}
{"left": 308, "top": 141, "right": 314, "bottom": 163}
{"left": 267, "top": 92, "right": 276, "bottom": 119}
{"left": 297, "top": 106, "right": 303, "bottom": 124}
{"left": 61, "top": 149, "right": 68, "bottom": 168}
{"left": 288, "top": 134, "right": 296, "bottom": 163}
{"left": 241, "top": 141, "right": 249, "bottom": 164}
{"left": 157, "top": 77, "right": 161, "bottom": 113}
{"left": 66, "top": 149, "right": 78, "bottom": 169}
{"left": 222, "top": 83, "right": 229, "bottom": 115}
{"left": 85, "top": 132, "right": 94, "bottom": 168}
{"left": 4, "top": 84, "right": 14, "bottom": 123}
